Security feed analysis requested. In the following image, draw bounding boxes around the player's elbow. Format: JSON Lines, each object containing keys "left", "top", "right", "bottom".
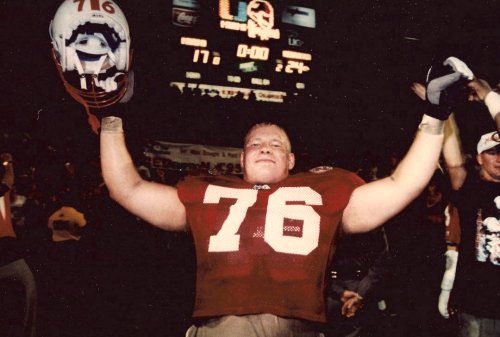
{"left": 156, "top": 214, "right": 188, "bottom": 232}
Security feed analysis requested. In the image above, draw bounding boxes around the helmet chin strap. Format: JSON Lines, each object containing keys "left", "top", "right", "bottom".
{"left": 90, "top": 54, "right": 108, "bottom": 88}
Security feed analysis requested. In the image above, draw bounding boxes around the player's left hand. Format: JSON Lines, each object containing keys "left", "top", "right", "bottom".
{"left": 426, "top": 56, "right": 474, "bottom": 120}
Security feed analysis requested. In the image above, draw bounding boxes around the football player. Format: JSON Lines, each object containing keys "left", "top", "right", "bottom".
{"left": 99, "top": 55, "right": 467, "bottom": 335}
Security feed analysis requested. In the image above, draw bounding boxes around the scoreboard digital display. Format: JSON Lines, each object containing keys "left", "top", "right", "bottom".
{"left": 169, "top": 0, "right": 317, "bottom": 103}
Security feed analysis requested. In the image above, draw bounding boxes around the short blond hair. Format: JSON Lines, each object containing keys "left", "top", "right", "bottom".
{"left": 243, "top": 123, "right": 292, "bottom": 153}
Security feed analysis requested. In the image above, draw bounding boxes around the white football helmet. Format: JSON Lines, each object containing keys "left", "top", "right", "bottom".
{"left": 50, "top": 0, "right": 132, "bottom": 109}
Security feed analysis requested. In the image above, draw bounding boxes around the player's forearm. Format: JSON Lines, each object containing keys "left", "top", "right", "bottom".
{"left": 442, "top": 114, "right": 467, "bottom": 189}
{"left": 391, "top": 122, "right": 443, "bottom": 195}
{"left": 100, "top": 120, "right": 143, "bottom": 205}
{"left": 443, "top": 114, "right": 464, "bottom": 167}
{"left": 375, "top": 123, "right": 443, "bottom": 220}
{"left": 100, "top": 118, "right": 188, "bottom": 231}
{"left": 343, "top": 120, "right": 443, "bottom": 233}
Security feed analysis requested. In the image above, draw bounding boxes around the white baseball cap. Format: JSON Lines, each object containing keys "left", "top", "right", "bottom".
{"left": 477, "top": 131, "right": 500, "bottom": 154}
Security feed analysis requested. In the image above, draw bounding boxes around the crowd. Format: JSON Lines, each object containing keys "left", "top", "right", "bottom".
{"left": 1, "top": 71, "right": 499, "bottom": 337}
{"left": 0, "top": 135, "right": 197, "bottom": 337}
{"left": 1, "top": 86, "right": 497, "bottom": 337}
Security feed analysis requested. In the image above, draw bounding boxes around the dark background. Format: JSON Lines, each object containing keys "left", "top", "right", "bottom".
{"left": 0, "top": 2, "right": 498, "bottom": 336}
{"left": 0, "top": 0, "right": 498, "bottom": 169}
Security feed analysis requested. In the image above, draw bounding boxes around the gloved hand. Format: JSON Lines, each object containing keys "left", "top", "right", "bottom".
{"left": 443, "top": 57, "right": 474, "bottom": 80}
{"left": 95, "top": 72, "right": 125, "bottom": 92}
{"left": 426, "top": 56, "right": 474, "bottom": 120}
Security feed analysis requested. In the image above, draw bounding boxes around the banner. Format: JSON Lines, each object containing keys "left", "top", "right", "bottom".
{"left": 170, "top": 82, "right": 287, "bottom": 103}
{"left": 144, "top": 140, "right": 242, "bottom": 174}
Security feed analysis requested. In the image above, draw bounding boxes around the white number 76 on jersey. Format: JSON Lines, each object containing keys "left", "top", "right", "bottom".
{"left": 204, "top": 185, "right": 322, "bottom": 256}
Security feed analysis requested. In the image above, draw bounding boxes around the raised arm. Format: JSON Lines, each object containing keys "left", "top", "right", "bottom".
{"left": 411, "top": 81, "right": 468, "bottom": 190}
{"left": 442, "top": 114, "right": 467, "bottom": 190}
{"left": 100, "top": 117, "right": 187, "bottom": 231}
{"left": 343, "top": 57, "right": 474, "bottom": 233}
{"left": 342, "top": 119, "right": 444, "bottom": 233}
{"left": 439, "top": 78, "right": 500, "bottom": 190}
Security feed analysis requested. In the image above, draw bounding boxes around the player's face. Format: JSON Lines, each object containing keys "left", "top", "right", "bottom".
{"left": 477, "top": 146, "right": 500, "bottom": 182}
{"left": 241, "top": 125, "right": 295, "bottom": 184}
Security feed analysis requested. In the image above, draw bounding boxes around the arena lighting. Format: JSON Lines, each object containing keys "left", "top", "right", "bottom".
{"left": 282, "top": 50, "right": 312, "bottom": 61}
{"left": 227, "top": 75, "right": 241, "bottom": 83}
{"left": 251, "top": 78, "right": 270, "bottom": 86}
{"left": 186, "top": 72, "right": 201, "bottom": 79}
{"left": 180, "top": 37, "right": 207, "bottom": 47}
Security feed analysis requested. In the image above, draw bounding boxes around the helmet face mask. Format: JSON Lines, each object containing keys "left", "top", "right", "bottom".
{"left": 68, "top": 22, "right": 122, "bottom": 73}
{"left": 50, "top": 0, "right": 131, "bottom": 109}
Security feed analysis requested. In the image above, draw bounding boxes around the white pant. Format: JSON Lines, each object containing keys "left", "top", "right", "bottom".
{"left": 186, "top": 314, "right": 324, "bottom": 337}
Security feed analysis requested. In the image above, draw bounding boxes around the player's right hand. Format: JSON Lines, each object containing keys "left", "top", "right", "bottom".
{"left": 95, "top": 72, "right": 125, "bottom": 92}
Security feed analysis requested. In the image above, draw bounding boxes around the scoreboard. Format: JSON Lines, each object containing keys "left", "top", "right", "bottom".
{"left": 169, "top": 0, "right": 317, "bottom": 103}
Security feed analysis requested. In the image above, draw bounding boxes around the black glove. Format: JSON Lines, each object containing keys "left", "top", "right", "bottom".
{"left": 426, "top": 57, "right": 474, "bottom": 120}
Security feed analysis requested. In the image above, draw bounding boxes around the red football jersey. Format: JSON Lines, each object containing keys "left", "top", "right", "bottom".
{"left": 177, "top": 168, "right": 364, "bottom": 323}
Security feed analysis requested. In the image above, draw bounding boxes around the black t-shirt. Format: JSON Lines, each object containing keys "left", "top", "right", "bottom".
{"left": 452, "top": 175, "right": 500, "bottom": 318}
{"left": 0, "top": 237, "right": 23, "bottom": 267}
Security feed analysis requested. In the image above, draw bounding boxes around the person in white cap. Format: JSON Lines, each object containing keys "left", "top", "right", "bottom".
{"left": 437, "top": 76, "right": 500, "bottom": 336}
